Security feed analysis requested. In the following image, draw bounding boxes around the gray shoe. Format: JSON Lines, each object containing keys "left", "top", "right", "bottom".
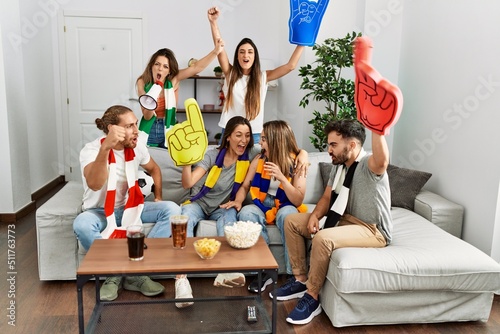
{"left": 123, "top": 276, "right": 165, "bottom": 297}
{"left": 100, "top": 276, "right": 122, "bottom": 301}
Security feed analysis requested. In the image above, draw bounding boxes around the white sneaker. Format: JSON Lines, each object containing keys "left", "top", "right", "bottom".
{"left": 175, "top": 277, "right": 194, "bottom": 308}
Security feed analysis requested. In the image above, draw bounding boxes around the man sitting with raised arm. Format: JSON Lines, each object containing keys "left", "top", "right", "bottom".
{"left": 73, "top": 105, "right": 181, "bottom": 301}
{"left": 272, "top": 35, "right": 403, "bottom": 325}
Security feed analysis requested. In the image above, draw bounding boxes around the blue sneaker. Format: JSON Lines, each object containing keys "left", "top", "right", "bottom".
{"left": 269, "top": 277, "right": 306, "bottom": 301}
{"left": 286, "top": 293, "right": 322, "bottom": 325}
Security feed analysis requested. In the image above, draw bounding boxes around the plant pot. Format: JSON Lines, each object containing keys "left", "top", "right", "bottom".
{"left": 214, "top": 72, "right": 222, "bottom": 78}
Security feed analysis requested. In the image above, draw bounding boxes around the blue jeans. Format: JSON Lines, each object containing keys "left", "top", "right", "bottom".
{"left": 238, "top": 196, "right": 299, "bottom": 274}
{"left": 147, "top": 118, "right": 166, "bottom": 148}
{"left": 73, "top": 201, "right": 181, "bottom": 251}
{"left": 181, "top": 202, "right": 238, "bottom": 237}
{"left": 219, "top": 128, "right": 261, "bottom": 145}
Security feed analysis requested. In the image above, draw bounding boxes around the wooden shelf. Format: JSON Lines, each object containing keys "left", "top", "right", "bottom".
{"left": 190, "top": 75, "right": 223, "bottom": 80}
{"left": 177, "top": 108, "right": 222, "bottom": 114}
{"left": 180, "top": 76, "right": 223, "bottom": 114}
{"left": 187, "top": 75, "right": 223, "bottom": 99}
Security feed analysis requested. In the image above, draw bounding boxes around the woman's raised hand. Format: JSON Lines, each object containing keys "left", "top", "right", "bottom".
{"left": 207, "top": 6, "right": 220, "bottom": 22}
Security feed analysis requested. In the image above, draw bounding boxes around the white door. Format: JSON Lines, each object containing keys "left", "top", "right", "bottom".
{"left": 64, "top": 14, "right": 143, "bottom": 181}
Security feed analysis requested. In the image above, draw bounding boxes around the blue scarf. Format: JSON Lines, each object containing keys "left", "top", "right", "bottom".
{"left": 250, "top": 155, "right": 307, "bottom": 223}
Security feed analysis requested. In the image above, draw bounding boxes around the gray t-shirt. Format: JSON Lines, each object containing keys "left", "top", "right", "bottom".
{"left": 191, "top": 146, "right": 261, "bottom": 215}
{"left": 327, "top": 155, "right": 393, "bottom": 244}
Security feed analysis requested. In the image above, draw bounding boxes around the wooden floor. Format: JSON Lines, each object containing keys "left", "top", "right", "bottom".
{"left": 1, "top": 183, "right": 499, "bottom": 333}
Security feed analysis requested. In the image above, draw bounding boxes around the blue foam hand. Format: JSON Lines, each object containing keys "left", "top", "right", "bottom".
{"left": 288, "top": 0, "right": 330, "bottom": 46}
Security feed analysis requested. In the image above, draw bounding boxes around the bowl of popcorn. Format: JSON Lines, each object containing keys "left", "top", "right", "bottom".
{"left": 194, "top": 238, "right": 221, "bottom": 259}
{"left": 224, "top": 221, "right": 262, "bottom": 249}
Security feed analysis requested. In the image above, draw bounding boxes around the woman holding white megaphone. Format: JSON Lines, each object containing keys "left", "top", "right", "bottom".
{"left": 136, "top": 39, "right": 224, "bottom": 148}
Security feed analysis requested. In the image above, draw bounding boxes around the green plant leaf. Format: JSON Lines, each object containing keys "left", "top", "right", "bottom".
{"left": 298, "top": 31, "right": 361, "bottom": 151}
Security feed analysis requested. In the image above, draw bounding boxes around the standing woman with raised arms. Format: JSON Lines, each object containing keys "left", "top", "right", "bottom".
{"left": 207, "top": 6, "right": 305, "bottom": 143}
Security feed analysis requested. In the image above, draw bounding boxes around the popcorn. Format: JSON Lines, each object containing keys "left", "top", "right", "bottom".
{"left": 224, "top": 221, "right": 262, "bottom": 249}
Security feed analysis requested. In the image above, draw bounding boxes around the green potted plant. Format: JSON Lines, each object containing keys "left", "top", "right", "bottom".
{"left": 298, "top": 31, "right": 361, "bottom": 151}
{"left": 213, "top": 66, "right": 223, "bottom": 77}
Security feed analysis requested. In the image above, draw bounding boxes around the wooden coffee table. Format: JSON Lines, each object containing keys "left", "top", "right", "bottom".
{"left": 77, "top": 236, "right": 278, "bottom": 333}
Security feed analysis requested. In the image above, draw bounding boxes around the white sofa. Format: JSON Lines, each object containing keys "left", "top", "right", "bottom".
{"left": 36, "top": 147, "right": 500, "bottom": 327}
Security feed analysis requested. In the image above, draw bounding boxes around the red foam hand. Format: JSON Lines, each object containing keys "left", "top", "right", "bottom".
{"left": 354, "top": 36, "right": 403, "bottom": 135}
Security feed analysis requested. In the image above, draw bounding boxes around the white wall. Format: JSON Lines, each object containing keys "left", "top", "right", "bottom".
{"left": 492, "top": 181, "right": 500, "bottom": 262}
{"left": 2, "top": 0, "right": 500, "bottom": 258}
{"left": 19, "top": 0, "right": 60, "bottom": 192}
{"left": 0, "top": 0, "right": 34, "bottom": 213}
{"left": 394, "top": 0, "right": 500, "bottom": 256}
{"left": 0, "top": 20, "right": 15, "bottom": 212}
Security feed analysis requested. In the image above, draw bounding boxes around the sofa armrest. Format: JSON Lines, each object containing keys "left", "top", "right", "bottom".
{"left": 413, "top": 190, "right": 464, "bottom": 238}
{"left": 36, "top": 181, "right": 84, "bottom": 280}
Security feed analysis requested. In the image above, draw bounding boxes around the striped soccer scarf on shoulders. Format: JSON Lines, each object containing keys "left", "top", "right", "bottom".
{"left": 100, "top": 138, "right": 144, "bottom": 239}
{"left": 250, "top": 155, "right": 307, "bottom": 224}
{"left": 138, "top": 80, "right": 177, "bottom": 146}
{"left": 185, "top": 147, "right": 250, "bottom": 204}
{"left": 324, "top": 149, "right": 367, "bottom": 229}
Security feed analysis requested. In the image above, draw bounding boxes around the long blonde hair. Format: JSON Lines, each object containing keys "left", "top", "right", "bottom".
{"left": 263, "top": 120, "right": 300, "bottom": 178}
{"left": 224, "top": 38, "right": 261, "bottom": 121}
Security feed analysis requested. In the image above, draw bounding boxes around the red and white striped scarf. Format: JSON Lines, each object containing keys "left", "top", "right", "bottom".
{"left": 100, "top": 139, "right": 144, "bottom": 239}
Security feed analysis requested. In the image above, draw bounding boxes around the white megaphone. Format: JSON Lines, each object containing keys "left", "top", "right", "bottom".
{"left": 139, "top": 83, "right": 162, "bottom": 110}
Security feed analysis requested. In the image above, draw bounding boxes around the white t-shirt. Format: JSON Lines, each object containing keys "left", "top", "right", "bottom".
{"left": 219, "top": 71, "right": 268, "bottom": 134}
{"left": 267, "top": 178, "right": 280, "bottom": 197}
{"left": 80, "top": 137, "right": 150, "bottom": 211}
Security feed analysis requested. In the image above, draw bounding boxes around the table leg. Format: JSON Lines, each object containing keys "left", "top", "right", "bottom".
{"left": 272, "top": 269, "right": 277, "bottom": 334}
{"left": 265, "top": 269, "right": 278, "bottom": 334}
{"left": 76, "top": 274, "right": 90, "bottom": 334}
{"left": 95, "top": 275, "right": 100, "bottom": 302}
{"left": 257, "top": 271, "right": 262, "bottom": 302}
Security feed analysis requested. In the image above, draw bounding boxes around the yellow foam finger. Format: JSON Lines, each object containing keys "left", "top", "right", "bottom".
{"left": 184, "top": 98, "right": 205, "bottom": 133}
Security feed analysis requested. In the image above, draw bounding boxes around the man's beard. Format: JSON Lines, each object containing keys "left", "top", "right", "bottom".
{"left": 331, "top": 147, "right": 349, "bottom": 165}
{"left": 121, "top": 138, "right": 137, "bottom": 149}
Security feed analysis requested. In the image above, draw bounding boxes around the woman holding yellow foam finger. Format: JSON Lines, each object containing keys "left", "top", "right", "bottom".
{"left": 224, "top": 120, "right": 308, "bottom": 293}
{"left": 179, "top": 116, "right": 259, "bottom": 291}
{"left": 181, "top": 116, "right": 260, "bottom": 238}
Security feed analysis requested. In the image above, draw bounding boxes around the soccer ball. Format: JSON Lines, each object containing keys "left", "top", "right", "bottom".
{"left": 138, "top": 170, "right": 155, "bottom": 198}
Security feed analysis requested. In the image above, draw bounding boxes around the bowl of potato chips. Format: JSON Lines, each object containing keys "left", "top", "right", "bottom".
{"left": 193, "top": 238, "right": 221, "bottom": 259}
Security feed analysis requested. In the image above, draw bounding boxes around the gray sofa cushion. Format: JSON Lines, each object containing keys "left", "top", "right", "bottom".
{"left": 148, "top": 147, "right": 190, "bottom": 204}
{"left": 387, "top": 164, "right": 432, "bottom": 210}
{"left": 304, "top": 152, "right": 332, "bottom": 204}
{"left": 319, "top": 162, "right": 333, "bottom": 189}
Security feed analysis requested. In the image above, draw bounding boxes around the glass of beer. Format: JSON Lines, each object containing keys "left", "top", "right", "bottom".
{"left": 127, "top": 225, "right": 145, "bottom": 261}
{"left": 170, "top": 215, "right": 188, "bottom": 249}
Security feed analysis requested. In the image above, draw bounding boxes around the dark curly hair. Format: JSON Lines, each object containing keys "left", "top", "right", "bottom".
{"left": 324, "top": 119, "right": 366, "bottom": 146}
